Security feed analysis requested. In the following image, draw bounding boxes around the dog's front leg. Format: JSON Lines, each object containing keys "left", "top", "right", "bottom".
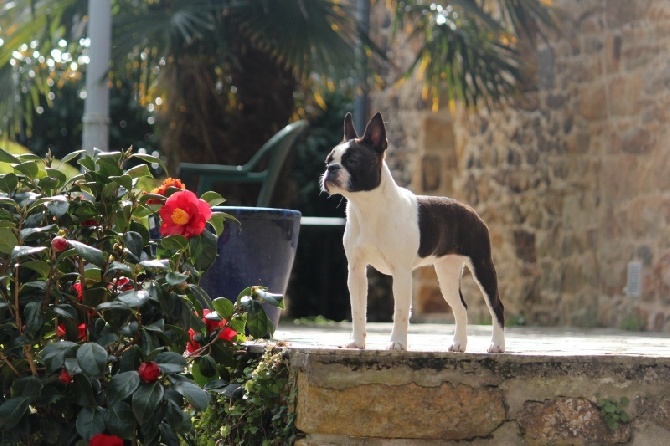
{"left": 388, "top": 270, "right": 412, "bottom": 351}
{"left": 345, "top": 260, "right": 367, "bottom": 348}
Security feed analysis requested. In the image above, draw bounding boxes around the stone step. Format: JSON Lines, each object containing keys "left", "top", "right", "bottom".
{"left": 276, "top": 323, "right": 670, "bottom": 445}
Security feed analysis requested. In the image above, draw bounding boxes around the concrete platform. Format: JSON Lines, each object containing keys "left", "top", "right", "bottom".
{"left": 275, "top": 321, "right": 670, "bottom": 357}
{"left": 273, "top": 323, "right": 670, "bottom": 445}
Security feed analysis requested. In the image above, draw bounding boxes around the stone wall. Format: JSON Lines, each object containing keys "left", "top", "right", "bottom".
{"left": 292, "top": 348, "right": 670, "bottom": 444}
{"left": 369, "top": 0, "right": 670, "bottom": 330}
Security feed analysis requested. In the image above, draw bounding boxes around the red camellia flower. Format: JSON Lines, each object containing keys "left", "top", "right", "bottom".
{"left": 72, "top": 282, "right": 83, "bottom": 301}
{"left": 108, "top": 276, "right": 134, "bottom": 292}
{"left": 158, "top": 190, "right": 211, "bottom": 239}
{"left": 51, "top": 235, "right": 69, "bottom": 252}
{"left": 203, "top": 309, "right": 223, "bottom": 332}
{"left": 218, "top": 327, "right": 237, "bottom": 343}
{"left": 59, "top": 369, "right": 73, "bottom": 385}
{"left": 138, "top": 361, "right": 160, "bottom": 383}
{"left": 147, "top": 177, "right": 187, "bottom": 204}
{"left": 56, "top": 322, "right": 87, "bottom": 341}
{"left": 89, "top": 433, "right": 124, "bottom": 446}
{"left": 186, "top": 328, "right": 200, "bottom": 355}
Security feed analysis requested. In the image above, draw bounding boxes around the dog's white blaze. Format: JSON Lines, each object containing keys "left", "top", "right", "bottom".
{"left": 330, "top": 141, "right": 350, "bottom": 164}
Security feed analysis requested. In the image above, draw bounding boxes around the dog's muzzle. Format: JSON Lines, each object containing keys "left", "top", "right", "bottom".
{"left": 323, "top": 163, "right": 342, "bottom": 192}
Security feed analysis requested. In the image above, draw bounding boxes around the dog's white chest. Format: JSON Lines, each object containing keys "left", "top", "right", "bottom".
{"left": 344, "top": 193, "right": 420, "bottom": 274}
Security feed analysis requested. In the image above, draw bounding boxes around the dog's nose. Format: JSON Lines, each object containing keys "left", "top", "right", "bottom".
{"left": 327, "top": 164, "right": 340, "bottom": 173}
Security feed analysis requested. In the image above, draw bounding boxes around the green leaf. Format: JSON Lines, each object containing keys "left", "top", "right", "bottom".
{"left": 68, "top": 240, "right": 104, "bottom": 267}
{"left": 45, "top": 168, "right": 68, "bottom": 186}
{"left": 72, "top": 375, "right": 98, "bottom": 407}
{"left": 59, "top": 149, "right": 87, "bottom": 165}
{"left": 0, "top": 397, "right": 29, "bottom": 431}
{"left": 139, "top": 259, "right": 170, "bottom": 269}
{"left": 44, "top": 195, "right": 69, "bottom": 217}
{"left": 160, "top": 235, "right": 189, "bottom": 251}
{"left": 165, "top": 271, "right": 188, "bottom": 286}
{"left": 119, "top": 345, "right": 141, "bottom": 373}
{"left": 24, "top": 301, "right": 43, "bottom": 338}
{"left": 153, "top": 352, "right": 187, "bottom": 374}
{"left": 208, "top": 213, "right": 224, "bottom": 237}
{"left": 52, "top": 304, "right": 78, "bottom": 320}
{"left": 19, "top": 225, "right": 56, "bottom": 241}
{"left": 130, "top": 153, "right": 168, "bottom": 173}
{"left": 76, "top": 342, "right": 109, "bottom": 378}
{"left": 14, "top": 161, "right": 39, "bottom": 179}
{"left": 10, "top": 245, "right": 48, "bottom": 261}
{"left": 118, "top": 290, "right": 151, "bottom": 308}
{"left": 20, "top": 259, "right": 51, "bottom": 277}
{"left": 197, "top": 355, "right": 217, "bottom": 378}
{"left": 76, "top": 407, "right": 105, "bottom": 441}
{"left": 247, "top": 311, "right": 273, "bottom": 338}
{"left": 107, "top": 371, "right": 141, "bottom": 404}
{"left": 0, "top": 147, "right": 20, "bottom": 164}
{"left": 105, "top": 401, "right": 136, "bottom": 439}
{"left": 0, "top": 228, "right": 17, "bottom": 254}
{"left": 110, "top": 174, "right": 133, "bottom": 192}
{"left": 212, "top": 297, "right": 234, "bottom": 320}
{"left": 10, "top": 376, "right": 42, "bottom": 398}
{"left": 132, "top": 382, "right": 165, "bottom": 425}
{"left": 253, "top": 288, "right": 285, "bottom": 309}
{"left": 200, "top": 191, "right": 225, "bottom": 207}
{"left": 189, "top": 230, "right": 218, "bottom": 271}
{"left": 107, "top": 261, "right": 134, "bottom": 276}
{"left": 123, "top": 231, "right": 144, "bottom": 258}
{"left": 41, "top": 341, "right": 77, "bottom": 373}
{"left": 126, "top": 163, "right": 152, "bottom": 179}
{"left": 169, "top": 377, "right": 210, "bottom": 411}
{"left": 0, "top": 173, "right": 18, "bottom": 193}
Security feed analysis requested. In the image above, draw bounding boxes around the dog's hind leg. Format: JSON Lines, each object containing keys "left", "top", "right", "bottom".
{"left": 435, "top": 257, "right": 468, "bottom": 352}
{"left": 467, "top": 256, "right": 505, "bottom": 353}
{"left": 345, "top": 260, "right": 368, "bottom": 348}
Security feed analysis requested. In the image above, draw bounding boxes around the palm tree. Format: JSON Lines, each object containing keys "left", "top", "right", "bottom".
{"left": 0, "top": 0, "right": 556, "bottom": 169}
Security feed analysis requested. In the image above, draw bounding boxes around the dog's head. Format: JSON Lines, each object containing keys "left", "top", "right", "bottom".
{"left": 321, "top": 112, "right": 388, "bottom": 196}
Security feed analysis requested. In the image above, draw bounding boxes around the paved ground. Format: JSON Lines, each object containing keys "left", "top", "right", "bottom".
{"left": 273, "top": 321, "right": 670, "bottom": 357}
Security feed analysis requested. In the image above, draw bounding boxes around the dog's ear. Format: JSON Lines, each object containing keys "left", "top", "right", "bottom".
{"left": 343, "top": 112, "right": 358, "bottom": 140}
{"left": 362, "top": 112, "right": 387, "bottom": 153}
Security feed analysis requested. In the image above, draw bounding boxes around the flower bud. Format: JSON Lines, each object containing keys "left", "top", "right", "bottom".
{"left": 89, "top": 433, "right": 123, "bottom": 446}
{"left": 51, "top": 236, "right": 69, "bottom": 252}
{"left": 59, "top": 369, "right": 73, "bottom": 385}
{"left": 138, "top": 361, "right": 160, "bottom": 383}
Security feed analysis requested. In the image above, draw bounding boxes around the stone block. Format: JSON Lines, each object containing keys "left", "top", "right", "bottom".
{"left": 422, "top": 115, "right": 454, "bottom": 150}
{"left": 607, "top": 73, "right": 641, "bottom": 117}
{"left": 417, "top": 284, "right": 450, "bottom": 314}
{"left": 578, "top": 83, "right": 607, "bottom": 120}
{"left": 295, "top": 373, "right": 506, "bottom": 440}
{"left": 421, "top": 154, "right": 442, "bottom": 192}
{"left": 519, "top": 397, "right": 632, "bottom": 445}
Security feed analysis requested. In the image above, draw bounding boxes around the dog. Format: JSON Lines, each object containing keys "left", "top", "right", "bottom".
{"left": 321, "top": 112, "right": 505, "bottom": 353}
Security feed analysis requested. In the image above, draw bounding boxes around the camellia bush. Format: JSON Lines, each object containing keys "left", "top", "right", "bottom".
{"left": 0, "top": 148, "right": 284, "bottom": 445}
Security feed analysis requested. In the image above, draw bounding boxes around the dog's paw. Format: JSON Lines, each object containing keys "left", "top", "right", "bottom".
{"left": 342, "top": 340, "right": 365, "bottom": 349}
{"left": 386, "top": 341, "right": 406, "bottom": 351}
{"left": 448, "top": 341, "right": 466, "bottom": 353}
{"left": 487, "top": 342, "right": 505, "bottom": 353}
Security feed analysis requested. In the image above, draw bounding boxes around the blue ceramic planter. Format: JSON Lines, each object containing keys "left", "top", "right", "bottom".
{"left": 199, "top": 207, "right": 301, "bottom": 332}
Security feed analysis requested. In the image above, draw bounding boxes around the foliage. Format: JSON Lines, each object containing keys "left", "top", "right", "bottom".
{"left": 597, "top": 396, "right": 630, "bottom": 431}
{"left": 0, "top": 147, "right": 284, "bottom": 445}
{"left": 0, "top": 0, "right": 558, "bottom": 169}
{"left": 192, "top": 349, "right": 295, "bottom": 446}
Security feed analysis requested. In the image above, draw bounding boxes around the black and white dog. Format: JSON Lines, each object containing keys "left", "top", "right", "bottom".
{"left": 321, "top": 112, "right": 505, "bottom": 353}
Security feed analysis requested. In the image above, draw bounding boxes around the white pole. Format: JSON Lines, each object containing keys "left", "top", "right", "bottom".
{"left": 82, "top": 0, "right": 111, "bottom": 153}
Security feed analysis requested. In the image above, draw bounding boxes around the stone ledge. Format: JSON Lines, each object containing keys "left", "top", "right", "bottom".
{"left": 287, "top": 346, "right": 670, "bottom": 445}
